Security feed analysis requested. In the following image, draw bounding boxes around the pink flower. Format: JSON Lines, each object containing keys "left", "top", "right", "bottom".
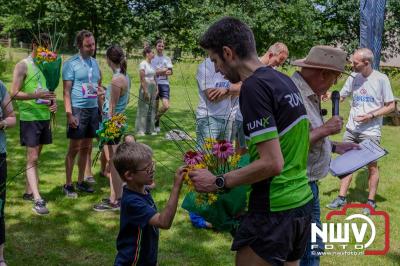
{"left": 184, "top": 151, "right": 204, "bottom": 165}
{"left": 212, "top": 140, "right": 234, "bottom": 159}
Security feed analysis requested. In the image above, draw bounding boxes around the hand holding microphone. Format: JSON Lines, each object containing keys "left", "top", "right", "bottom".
{"left": 321, "top": 90, "right": 343, "bottom": 135}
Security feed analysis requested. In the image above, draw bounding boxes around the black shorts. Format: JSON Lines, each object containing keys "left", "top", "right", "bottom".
{"left": 232, "top": 200, "right": 313, "bottom": 265}
{"left": 157, "top": 84, "right": 170, "bottom": 100}
{"left": 67, "top": 107, "right": 100, "bottom": 139}
{"left": 20, "top": 120, "right": 52, "bottom": 147}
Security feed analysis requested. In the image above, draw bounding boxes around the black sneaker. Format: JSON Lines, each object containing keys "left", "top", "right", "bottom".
{"left": 76, "top": 181, "right": 94, "bottom": 193}
{"left": 63, "top": 184, "right": 78, "bottom": 198}
{"left": 22, "top": 193, "right": 34, "bottom": 201}
{"left": 93, "top": 200, "right": 120, "bottom": 212}
{"left": 32, "top": 199, "right": 49, "bottom": 215}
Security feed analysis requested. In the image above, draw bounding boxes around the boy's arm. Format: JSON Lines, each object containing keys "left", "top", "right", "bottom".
{"left": 149, "top": 168, "right": 184, "bottom": 229}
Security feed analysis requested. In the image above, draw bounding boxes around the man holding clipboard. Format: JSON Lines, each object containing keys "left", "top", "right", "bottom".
{"left": 327, "top": 48, "right": 395, "bottom": 215}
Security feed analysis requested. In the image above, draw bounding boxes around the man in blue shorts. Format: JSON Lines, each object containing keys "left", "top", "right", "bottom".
{"left": 190, "top": 17, "right": 313, "bottom": 265}
{"left": 62, "top": 30, "right": 101, "bottom": 197}
{"left": 151, "top": 39, "right": 173, "bottom": 132}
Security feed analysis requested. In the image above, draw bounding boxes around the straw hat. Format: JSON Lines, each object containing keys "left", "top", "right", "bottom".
{"left": 292, "top": 45, "right": 348, "bottom": 73}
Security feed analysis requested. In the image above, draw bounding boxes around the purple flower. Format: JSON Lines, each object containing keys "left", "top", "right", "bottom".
{"left": 212, "top": 140, "right": 234, "bottom": 159}
{"left": 184, "top": 151, "right": 204, "bottom": 165}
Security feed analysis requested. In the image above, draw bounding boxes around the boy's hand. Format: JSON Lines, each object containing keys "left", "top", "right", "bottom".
{"left": 174, "top": 167, "right": 185, "bottom": 187}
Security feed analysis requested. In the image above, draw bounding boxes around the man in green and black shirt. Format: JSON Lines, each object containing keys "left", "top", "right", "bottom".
{"left": 189, "top": 17, "right": 313, "bottom": 265}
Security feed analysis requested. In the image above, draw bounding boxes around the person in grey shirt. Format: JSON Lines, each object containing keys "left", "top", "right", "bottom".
{"left": 291, "top": 46, "right": 358, "bottom": 266}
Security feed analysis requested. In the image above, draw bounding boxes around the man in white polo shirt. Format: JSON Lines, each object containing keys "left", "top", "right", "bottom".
{"left": 195, "top": 57, "right": 238, "bottom": 145}
{"left": 327, "top": 48, "right": 395, "bottom": 215}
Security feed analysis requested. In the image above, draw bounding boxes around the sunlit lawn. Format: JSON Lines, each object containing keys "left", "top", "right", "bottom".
{"left": 0, "top": 49, "right": 399, "bottom": 265}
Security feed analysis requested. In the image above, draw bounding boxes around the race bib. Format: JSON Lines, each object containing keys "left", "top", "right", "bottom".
{"left": 82, "top": 83, "right": 98, "bottom": 99}
{"left": 35, "top": 88, "right": 51, "bottom": 105}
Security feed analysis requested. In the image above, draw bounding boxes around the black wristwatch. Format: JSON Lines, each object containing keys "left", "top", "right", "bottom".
{"left": 215, "top": 175, "right": 226, "bottom": 191}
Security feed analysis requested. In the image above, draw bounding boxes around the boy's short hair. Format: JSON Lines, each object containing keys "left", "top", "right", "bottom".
{"left": 199, "top": 17, "right": 257, "bottom": 61}
{"left": 113, "top": 142, "right": 153, "bottom": 180}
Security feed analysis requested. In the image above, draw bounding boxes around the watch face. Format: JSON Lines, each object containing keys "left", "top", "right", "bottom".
{"left": 215, "top": 176, "right": 224, "bottom": 188}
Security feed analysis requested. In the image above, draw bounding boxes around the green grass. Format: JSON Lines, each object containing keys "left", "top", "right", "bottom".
{"left": 0, "top": 50, "right": 399, "bottom": 265}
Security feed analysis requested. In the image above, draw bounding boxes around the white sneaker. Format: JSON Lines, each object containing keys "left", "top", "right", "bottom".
{"left": 136, "top": 131, "right": 145, "bottom": 136}
{"left": 151, "top": 132, "right": 158, "bottom": 136}
{"left": 155, "top": 127, "right": 161, "bottom": 133}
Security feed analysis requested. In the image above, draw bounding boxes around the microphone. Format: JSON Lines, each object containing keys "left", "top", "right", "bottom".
{"left": 331, "top": 90, "right": 340, "bottom": 116}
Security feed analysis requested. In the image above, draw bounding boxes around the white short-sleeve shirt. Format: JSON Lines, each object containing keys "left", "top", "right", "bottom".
{"left": 139, "top": 60, "right": 156, "bottom": 83}
{"left": 195, "top": 58, "right": 233, "bottom": 120}
{"left": 151, "top": 55, "right": 173, "bottom": 85}
{"left": 340, "top": 70, "right": 394, "bottom": 136}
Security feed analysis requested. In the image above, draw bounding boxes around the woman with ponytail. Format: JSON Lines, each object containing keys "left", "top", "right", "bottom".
{"left": 93, "top": 44, "right": 130, "bottom": 211}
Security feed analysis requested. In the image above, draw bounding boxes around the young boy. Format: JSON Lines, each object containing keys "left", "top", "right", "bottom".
{"left": 113, "top": 142, "right": 184, "bottom": 266}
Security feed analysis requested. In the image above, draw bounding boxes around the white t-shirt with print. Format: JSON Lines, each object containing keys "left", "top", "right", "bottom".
{"left": 196, "top": 58, "right": 233, "bottom": 120}
{"left": 151, "top": 55, "right": 173, "bottom": 85}
{"left": 139, "top": 60, "right": 156, "bottom": 83}
{"left": 340, "top": 70, "right": 394, "bottom": 136}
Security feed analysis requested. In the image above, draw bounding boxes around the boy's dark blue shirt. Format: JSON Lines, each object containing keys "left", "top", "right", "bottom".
{"left": 114, "top": 186, "right": 159, "bottom": 266}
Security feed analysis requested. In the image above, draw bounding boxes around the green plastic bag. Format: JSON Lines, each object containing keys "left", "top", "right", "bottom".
{"left": 182, "top": 185, "right": 249, "bottom": 232}
{"left": 35, "top": 56, "right": 62, "bottom": 91}
{"left": 182, "top": 153, "right": 251, "bottom": 232}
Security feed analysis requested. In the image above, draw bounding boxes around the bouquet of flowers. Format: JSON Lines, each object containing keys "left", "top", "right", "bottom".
{"left": 182, "top": 138, "right": 241, "bottom": 205}
{"left": 33, "top": 46, "right": 62, "bottom": 128}
{"left": 33, "top": 46, "right": 62, "bottom": 92}
{"left": 93, "top": 114, "right": 127, "bottom": 164}
{"left": 181, "top": 138, "right": 249, "bottom": 232}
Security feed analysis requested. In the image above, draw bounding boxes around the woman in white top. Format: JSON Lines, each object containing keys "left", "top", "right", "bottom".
{"left": 135, "top": 47, "right": 158, "bottom": 135}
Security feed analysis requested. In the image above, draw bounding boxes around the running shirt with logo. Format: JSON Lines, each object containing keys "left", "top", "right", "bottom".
{"left": 340, "top": 71, "right": 394, "bottom": 136}
{"left": 240, "top": 66, "right": 312, "bottom": 212}
{"left": 151, "top": 55, "right": 173, "bottom": 85}
{"left": 62, "top": 54, "right": 101, "bottom": 108}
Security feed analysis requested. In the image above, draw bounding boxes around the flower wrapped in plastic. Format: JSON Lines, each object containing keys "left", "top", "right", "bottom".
{"left": 33, "top": 47, "right": 62, "bottom": 92}
{"left": 33, "top": 46, "right": 62, "bottom": 128}
{"left": 181, "top": 138, "right": 250, "bottom": 231}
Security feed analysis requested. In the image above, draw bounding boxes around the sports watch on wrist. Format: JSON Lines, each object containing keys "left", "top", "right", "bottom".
{"left": 215, "top": 175, "right": 226, "bottom": 190}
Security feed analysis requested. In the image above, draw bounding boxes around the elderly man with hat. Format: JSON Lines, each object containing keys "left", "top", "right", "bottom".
{"left": 291, "top": 46, "right": 359, "bottom": 266}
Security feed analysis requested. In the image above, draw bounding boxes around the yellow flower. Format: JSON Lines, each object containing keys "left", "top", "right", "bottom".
{"left": 207, "top": 193, "right": 218, "bottom": 205}
{"left": 229, "top": 154, "right": 241, "bottom": 168}
{"left": 203, "top": 138, "right": 216, "bottom": 150}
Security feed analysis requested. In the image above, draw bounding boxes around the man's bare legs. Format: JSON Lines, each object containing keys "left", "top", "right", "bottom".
{"left": 338, "top": 162, "right": 379, "bottom": 200}
{"left": 367, "top": 162, "right": 379, "bottom": 201}
{"left": 65, "top": 138, "right": 92, "bottom": 184}
{"left": 26, "top": 145, "right": 43, "bottom": 201}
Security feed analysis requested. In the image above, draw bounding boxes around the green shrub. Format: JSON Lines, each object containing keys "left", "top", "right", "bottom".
{"left": 0, "top": 46, "right": 6, "bottom": 75}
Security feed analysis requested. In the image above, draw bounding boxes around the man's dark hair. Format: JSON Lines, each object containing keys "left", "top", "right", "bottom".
{"left": 156, "top": 39, "right": 164, "bottom": 46}
{"left": 199, "top": 17, "right": 257, "bottom": 60}
{"left": 32, "top": 33, "right": 51, "bottom": 48}
{"left": 75, "top": 30, "right": 94, "bottom": 48}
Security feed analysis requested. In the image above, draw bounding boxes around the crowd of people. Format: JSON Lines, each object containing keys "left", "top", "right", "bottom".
{"left": 0, "top": 16, "right": 396, "bottom": 266}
